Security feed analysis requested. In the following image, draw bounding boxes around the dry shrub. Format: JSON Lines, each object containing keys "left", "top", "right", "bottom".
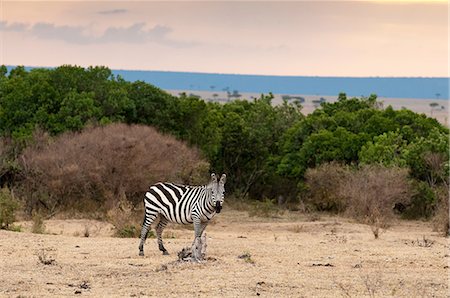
{"left": 228, "top": 197, "right": 283, "bottom": 218}
{"left": 107, "top": 197, "right": 146, "bottom": 238}
{"left": 31, "top": 212, "right": 46, "bottom": 234}
{"left": 304, "top": 162, "right": 349, "bottom": 212}
{"left": 20, "top": 123, "right": 208, "bottom": 215}
{"left": 432, "top": 185, "right": 449, "bottom": 236}
{"left": 248, "top": 199, "right": 283, "bottom": 218}
{"left": 306, "top": 163, "right": 411, "bottom": 238}
{"left": 342, "top": 165, "right": 411, "bottom": 238}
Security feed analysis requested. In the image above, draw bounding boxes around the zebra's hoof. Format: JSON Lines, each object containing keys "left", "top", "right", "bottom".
{"left": 162, "top": 251, "right": 169, "bottom": 255}
{"left": 139, "top": 251, "right": 144, "bottom": 256}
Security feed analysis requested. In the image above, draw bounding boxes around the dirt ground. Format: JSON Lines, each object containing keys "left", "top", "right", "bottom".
{"left": 0, "top": 209, "right": 448, "bottom": 297}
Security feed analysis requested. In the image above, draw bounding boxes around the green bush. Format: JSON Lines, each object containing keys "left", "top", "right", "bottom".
{"left": 247, "top": 198, "right": 283, "bottom": 218}
{"left": 0, "top": 187, "right": 20, "bottom": 229}
{"left": 404, "top": 181, "right": 436, "bottom": 219}
{"left": 114, "top": 224, "right": 155, "bottom": 238}
{"left": 115, "top": 224, "right": 139, "bottom": 238}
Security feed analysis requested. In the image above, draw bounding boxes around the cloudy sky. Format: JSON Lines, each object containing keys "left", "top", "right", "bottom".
{"left": 0, "top": 0, "right": 447, "bottom": 77}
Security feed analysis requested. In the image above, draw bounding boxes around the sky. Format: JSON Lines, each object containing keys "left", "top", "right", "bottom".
{"left": 0, "top": 0, "right": 448, "bottom": 77}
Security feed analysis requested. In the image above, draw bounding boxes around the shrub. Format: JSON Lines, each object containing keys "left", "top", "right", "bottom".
{"left": 432, "top": 186, "right": 449, "bottom": 236}
{"left": 304, "top": 162, "right": 349, "bottom": 212}
{"left": 19, "top": 123, "right": 208, "bottom": 214}
{"left": 0, "top": 137, "right": 22, "bottom": 188}
{"left": 404, "top": 181, "right": 436, "bottom": 219}
{"left": 31, "top": 212, "right": 46, "bottom": 234}
{"left": 0, "top": 187, "right": 20, "bottom": 229}
{"left": 341, "top": 165, "right": 411, "bottom": 238}
{"left": 247, "top": 198, "right": 283, "bottom": 218}
{"left": 108, "top": 198, "right": 142, "bottom": 238}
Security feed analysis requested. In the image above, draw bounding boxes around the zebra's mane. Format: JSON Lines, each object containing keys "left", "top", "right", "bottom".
{"left": 168, "top": 182, "right": 208, "bottom": 190}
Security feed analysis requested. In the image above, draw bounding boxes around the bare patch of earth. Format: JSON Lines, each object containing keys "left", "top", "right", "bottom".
{"left": 1, "top": 210, "right": 448, "bottom": 297}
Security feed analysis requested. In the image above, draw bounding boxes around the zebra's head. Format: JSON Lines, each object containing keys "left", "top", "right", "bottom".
{"left": 209, "top": 173, "right": 226, "bottom": 213}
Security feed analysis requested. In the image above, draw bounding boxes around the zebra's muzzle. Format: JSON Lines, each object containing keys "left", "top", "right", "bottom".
{"left": 215, "top": 201, "right": 222, "bottom": 213}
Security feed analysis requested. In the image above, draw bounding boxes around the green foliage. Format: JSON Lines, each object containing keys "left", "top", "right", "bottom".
{"left": 1, "top": 66, "right": 448, "bottom": 220}
{"left": 403, "top": 128, "right": 449, "bottom": 182}
{"left": 405, "top": 181, "right": 437, "bottom": 219}
{"left": 277, "top": 94, "right": 448, "bottom": 181}
{"left": 247, "top": 198, "right": 282, "bottom": 218}
{"left": 359, "top": 131, "right": 408, "bottom": 167}
{"left": 211, "top": 95, "right": 302, "bottom": 198}
{"left": 114, "top": 224, "right": 145, "bottom": 238}
{"left": 0, "top": 65, "right": 171, "bottom": 137}
{"left": 57, "top": 91, "right": 100, "bottom": 132}
{"left": 0, "top": 187, "right": 20, "bottom": 229}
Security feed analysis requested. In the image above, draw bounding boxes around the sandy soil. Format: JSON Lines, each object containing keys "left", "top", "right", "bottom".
{"left": 168, "top": 90, "right": 449, "bottom": 126}
{"left": 1, "top": 210, "right": 448, "bottom": 297}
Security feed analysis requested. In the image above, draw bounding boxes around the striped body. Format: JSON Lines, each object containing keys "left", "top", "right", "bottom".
{"left": 139, "top": 173, "right": 226, "bottom": 258}
{"left": 143, "top": 182, "right": 217, "bottom": 225}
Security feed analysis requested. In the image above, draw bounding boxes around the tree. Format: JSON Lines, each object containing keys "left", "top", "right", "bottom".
{"left": 359, "top": 131, "right": 408, "bottom": 167}
{"left": 403, "top": 128, "right": 449, "bottom": 184}
{"left": 57, "top": 91, "right": 100, "bottom": 132}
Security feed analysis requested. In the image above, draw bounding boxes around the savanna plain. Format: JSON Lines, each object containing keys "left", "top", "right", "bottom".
{"left": 0, "top": 209, "right": 448, "bottom": 297}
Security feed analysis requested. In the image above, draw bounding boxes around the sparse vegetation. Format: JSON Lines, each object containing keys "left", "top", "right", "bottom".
{"left": 83, "top": 225, "right": 90, "bottom": 238}
{"left": 0, "top": 209, "right": 447, "bottom": 296}
{"left": 247, "top": 199, "right": 284, "bottom": 218}
{"left": 107, "top": 198, "right": 146, "bottom": 238}
{"left": 31, "top": 212, "right": 46, "bottom": 234}
{"left": 342, "top": 166, "right": 411, "bottom": 239}
{"left": 433, "top": 190, "right": 449, "bottom": 236}
{"left": 238, "top": 252, "right": 255, "bottom": 264}
{"left": 304, "top": 162, "right": 349, "bottom": 212}
{"left": 0, "top": 187, "right": 20, "bottom": 230}
{"left": 304, "top": 163, "right": 411, "bottom": 238}
{"left": 115, "top": 224, "right": 142, "bottom": 238}
{"left": 36, "top": 248, "right": 56, "bottom": 265}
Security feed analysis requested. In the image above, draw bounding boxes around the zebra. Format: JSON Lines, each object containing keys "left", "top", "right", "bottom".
{"left": 139, "top": 173, "right": 226, "bottom": 257}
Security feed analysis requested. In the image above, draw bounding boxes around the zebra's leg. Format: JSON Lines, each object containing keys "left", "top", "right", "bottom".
{"left": 192, "top": 217, "right": 205, "bottom": 261}
{"left": 199, "top": 222, "right": 208, "bottom": 236}
{"left": 156, "top": 217, "right": 169, "bottom": 255}
{"left": 139, "top": 211, "right": 157, "bottom": 256}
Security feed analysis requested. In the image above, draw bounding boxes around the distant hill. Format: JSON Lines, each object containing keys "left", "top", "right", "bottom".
{"left": 7, "top": 66, "right": 449, "bottom": 99}
{"left": 112, "top": 70, "right": 449, "bottom": 100}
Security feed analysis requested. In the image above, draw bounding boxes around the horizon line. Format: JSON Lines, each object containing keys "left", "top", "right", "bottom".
{"left": 5, "top": 64, "right": 449, "bottom": 79}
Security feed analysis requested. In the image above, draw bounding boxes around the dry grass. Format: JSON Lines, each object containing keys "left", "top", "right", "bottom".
{"left": 305, "top": 164, "right": 412, "bottom": 239}
{"left": 432, "top": 185, "right": 449, "bottom": 236}
{"left": 0, "top": 210, "right": 447, "bottom": 297}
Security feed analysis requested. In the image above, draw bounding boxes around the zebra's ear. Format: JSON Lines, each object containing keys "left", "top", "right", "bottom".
{"left": 220, "top": 174, "right": 226, "bottom": 184}
{"left": 211, "top": 173, "right": 217, "bottom": 182}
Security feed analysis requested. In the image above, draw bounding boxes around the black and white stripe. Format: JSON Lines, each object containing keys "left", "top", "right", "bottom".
{"left": 139, "top": 173, "right": 226, "bottom": 256}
